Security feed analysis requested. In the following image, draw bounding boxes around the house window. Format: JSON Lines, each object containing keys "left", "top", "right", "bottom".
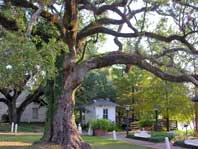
{"left": 103, "top": 109, "right": 108, "bottom": 119}
{"left": 32, "top": 108, "right": 39, "bottom": 119}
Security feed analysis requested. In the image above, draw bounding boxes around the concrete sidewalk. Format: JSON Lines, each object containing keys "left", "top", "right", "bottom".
{"left": 103, "top": 132, "right": 187, "bottom": 149}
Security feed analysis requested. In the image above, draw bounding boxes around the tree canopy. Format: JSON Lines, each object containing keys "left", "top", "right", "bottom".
{"left": 0, "top": 0, "right": 198, "bottom": 148}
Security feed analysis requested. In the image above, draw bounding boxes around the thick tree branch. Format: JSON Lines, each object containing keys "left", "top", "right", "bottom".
{"left": 17, "top": 86, "right": 44, "bottom": 117}
{"left": 152, "top": 47, "right": 192, "bottom": 58}
{"left": 79, "top": 0, "right": 127, "bottom": 15}
{"left": 0, "top": 89, "right": 12, "bottom": 101}
{"left": 79, "top": 4, "right": 158, "bottom": 38}
{"left": 0, "top": 98, "right": 9, "bottom": 105}
{"left": 63, "top": 0, "right": 78, "bottom": 54}
{"left": 78, "top": 27, "right": 198, "bottom": 54}
{"left": 85, "top": 51, "right": 198, "bottom": 85}
{"left": 26, "top": 3, "right": 44, "bottom": 36}
{"left": 9, "top": 0, "right": 60, "bottom": 27}
{"left": 26, "top": 0, "right": 58, "bottom": 36}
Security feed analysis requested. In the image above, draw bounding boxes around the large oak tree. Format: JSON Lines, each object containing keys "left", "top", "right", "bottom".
{"left": 1, "top": 0, "right": 198, "bottom": 148}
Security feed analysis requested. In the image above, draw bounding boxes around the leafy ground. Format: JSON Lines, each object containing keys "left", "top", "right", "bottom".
{"left": 0, "top": 135, "right": 151, "bottom": 149}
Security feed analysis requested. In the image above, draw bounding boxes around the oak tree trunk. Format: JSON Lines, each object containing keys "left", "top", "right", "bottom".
{"left": 42, "top": 60, "right": 90, "bottom": 149}
{"left": 8, "top": 101, "right": 17, "bottom": 124}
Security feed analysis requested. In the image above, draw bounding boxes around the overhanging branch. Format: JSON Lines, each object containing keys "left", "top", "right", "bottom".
{"left": 78, "top": 27, "right": 198, "bottom": 55}
{"left": 0, "top": 89, "right": 12, "bottom": 101}
{"left": 84, "top": 51, "right": 198, "bottom": 85}
{"left": 17, "top": 86, "right": 44, "bottom": 116}
{"left": 0, "top": 98, "right": 9, "bottom": 105}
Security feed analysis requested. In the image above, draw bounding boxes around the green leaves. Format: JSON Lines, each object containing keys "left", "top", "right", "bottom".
{"left": 112, "top": 66, "right": 193, "bottom": 122}
{"left": 0, "top": 32, "right": 40, "bottom": 88}
{"left": 76, "top": 70, "right": 116, "bottom": 105}
{"left": 0, "top": 30, "right": 66, "bottom": 89}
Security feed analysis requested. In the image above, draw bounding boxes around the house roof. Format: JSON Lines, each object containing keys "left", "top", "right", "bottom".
{"left": 90, "top": 98, "right": 118, "bottom": 107}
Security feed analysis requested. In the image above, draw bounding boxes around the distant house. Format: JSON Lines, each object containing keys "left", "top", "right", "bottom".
{"left": 0, "top": 91, "right": 46, "bottom": 123}
{"left": 83, "top": 98, "right": 118, "bottom": 124}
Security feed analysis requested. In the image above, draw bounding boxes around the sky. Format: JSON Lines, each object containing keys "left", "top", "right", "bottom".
{"left": 97, "top": 1, "right": 170, "bottom": 53}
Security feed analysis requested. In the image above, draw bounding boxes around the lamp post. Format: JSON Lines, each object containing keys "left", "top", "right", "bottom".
{"left": 125, "top": 105, "right": 130, "bottom": 136}
{"left": 184, "top": 124, "right": 188, "bottom": 136}
{"left": 192, "top": 95, "right": 198, "bottom": 136}
{"left": 154, "top": 105, "right": 159, "bottom": 131}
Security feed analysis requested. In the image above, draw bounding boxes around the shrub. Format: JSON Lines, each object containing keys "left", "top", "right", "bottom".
{"left": 139, "top": 119, "right": 154, "bottom": 128}
{"left": 90, "top": 119, "right": 121, "bottom": 132}
{"left": 90, "top": 119, "right": 112, "bottom": 131}
{"left": 108, "top": 123, "right": 122, "bottom": 131}
{"left": 173, "top": 140, "right": 196, "bottom": 148}
{"left": 127, "top": 131, "right": 175, "bottom": 143}
{"left": 1, "top": 114, "right": 9, "bottom": 122}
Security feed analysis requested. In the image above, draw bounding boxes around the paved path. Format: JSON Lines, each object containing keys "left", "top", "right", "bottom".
{"left": 103, "top": 132, "right": 187, "bottom": 149}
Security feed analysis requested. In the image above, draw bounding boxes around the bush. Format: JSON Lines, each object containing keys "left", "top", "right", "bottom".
{"left": 90, "top": 119, "right": 111, "bottom": 131}
{"left": 1, "top": 114, "right": 9, "bottom": 122}
{"left": 127, "top": 131, "right": 175, "bottom": 143}
{"left": 108, "top": 123, "right": 122, "bottom": 132}
{"left": 90, "top": 119, "right": 120, "bottom": 132}
{"left": 139, "top": 119, "right": 154, "bottom": 128}
{"left": 173, "top": 140, "right": 197, "bottom": 149}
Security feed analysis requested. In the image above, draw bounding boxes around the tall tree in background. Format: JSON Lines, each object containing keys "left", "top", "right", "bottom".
{"left": 112, "top": 66, "right": 146, "bottom": 121}
{"left": 1, "top": 0, "right": 198, "bottom": 148}
{"left": 76, "top": 70, "right": 116, "bottom": 106}
{"left": 140, "top": 76, "right": 193, "bottom": 122}
{"left": 0, "top": 32, "right": 47, "bottom": 123}
{"left": 112, "top": 66, "right": 193, "bottom": 124}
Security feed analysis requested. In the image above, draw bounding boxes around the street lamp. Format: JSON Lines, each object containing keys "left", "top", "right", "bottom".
{"left": 154, "top": 105, "right": 159, "bottom": 131}
{"left": 192, "top": 95, "right": 198, "bottom": 136}
{"left": 125, "top": 105, "right": 130, "bottom": 136}
{"left": 184, "top": 124, "right": 188, "bottom": 136}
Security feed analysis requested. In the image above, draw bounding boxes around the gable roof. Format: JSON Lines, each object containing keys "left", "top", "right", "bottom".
{"left": 90, "top": 98, "right": 118, "bottom": 107}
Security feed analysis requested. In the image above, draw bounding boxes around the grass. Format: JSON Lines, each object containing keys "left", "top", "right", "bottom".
{"left": 84, "top": 136, "right": 151, "bottom": 149}
{"left": 0, "top": 123, "right": 44, "bottom": 132}
{"left": 0, "top": 135, "right": 151, "bottom": 149}
{"left": 0, "top": 135, "right": 41, "bottom": 149}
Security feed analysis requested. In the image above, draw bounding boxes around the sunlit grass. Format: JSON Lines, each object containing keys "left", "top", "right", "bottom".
{"left": 84, "top": 136, "right": 151, "bottom": 149}
{"left": 0, "top": 141, "right": 31, "bottom": 146}
{"left": 0, "top": 135, "right": 41, "bottom": 142}
{"left": 0, "top": 135, "right": 151, "bottom": 149}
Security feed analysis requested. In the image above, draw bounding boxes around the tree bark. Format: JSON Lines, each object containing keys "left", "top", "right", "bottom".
{"left": 42, "top": 57, "right": 90, "bottom": 149}
{"left": 7, "top": 101, "right": 17, "bottom": 123}
{"left": 42, "top": 80, "right": 55, "bottom": 142}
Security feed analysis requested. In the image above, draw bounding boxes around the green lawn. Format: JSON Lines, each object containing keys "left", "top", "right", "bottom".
{"left": 0, "top": 123, "right": 44, "bottom": 132}
{"left": 85, "top": 136, "right": 151, "bottom": 149}
{"left": 0, "top": 135, "right": 151, "bottom": 149}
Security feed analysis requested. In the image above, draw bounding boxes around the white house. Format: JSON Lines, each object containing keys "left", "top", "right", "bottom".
{"left": 84, "top": 98, "right": 118, "bottom": 124}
